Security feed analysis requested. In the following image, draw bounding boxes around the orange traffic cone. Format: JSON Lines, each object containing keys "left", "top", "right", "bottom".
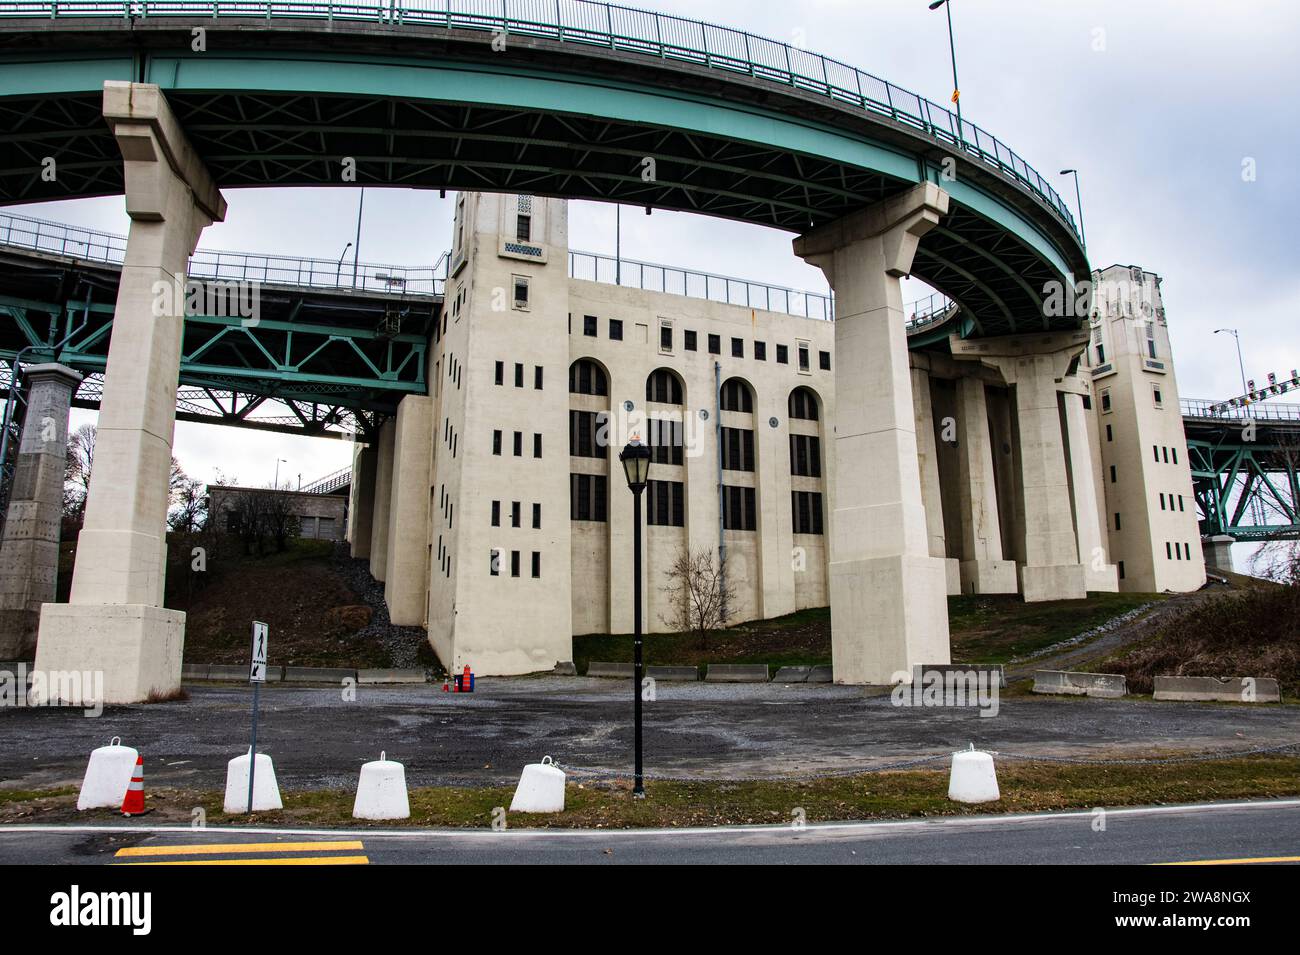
{"left": 120, "top": 754, "right": 147, "bottom": 816}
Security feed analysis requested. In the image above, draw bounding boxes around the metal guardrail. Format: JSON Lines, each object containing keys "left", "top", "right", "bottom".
{"left": 1182, "top": 398, "right": 1300, "bottom": 422}
{"left": 301, "top": 465, "right": 352, "bottom": 493}
{"left": 0, "top": 211, "right": 443, "bottom": 296}
{"left": 0, "top": 0, "right": 1082, "bottom": 243}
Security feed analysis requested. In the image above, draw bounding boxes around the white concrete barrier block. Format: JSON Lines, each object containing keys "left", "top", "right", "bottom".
{"left": 223, "top": 750, "right": 283, "bottom": 813}
{"left": 353, "top": 751, "right": 410, "bottom": 820}
{"left": 77, "top": 737, "right": 139, "bottom": 811}
{"left": 509, "top": 755, "right": 565, "bottom": 813}
{"left": 948, "top": 748, "right": 1000, "bottom": 803}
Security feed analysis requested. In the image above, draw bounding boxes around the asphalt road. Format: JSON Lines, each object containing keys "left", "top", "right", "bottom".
{"left": 2, "top": 799, "right": 1297, "bottom": 865}
{"left": 2, "top": 678, "right": 1299, "bottom": 791}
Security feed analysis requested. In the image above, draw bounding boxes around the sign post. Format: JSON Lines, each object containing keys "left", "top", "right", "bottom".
{"left": 247, "top": 620, "right": 269, "bottom": 813}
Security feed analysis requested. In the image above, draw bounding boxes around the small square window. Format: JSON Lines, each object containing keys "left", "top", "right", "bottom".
{"left": 609, "top": 319, "right": 623, "bottom": 341}
{"left": 1152, "top": 385, "right": 1164, "bottom": 408}
{"left": 513, "top": 276, "right": 529, "bottom": 309}
{"left": 708, "top": 334, "right": 721, "bottom": 355}
{"left": 583, "top": 315, "right": 597, "bottom": 337}
{"left": 819, "top": 350, "right": 831, "bottom": 371}
{"left": 731, "top": 337, "right": 744, "bottom": 358}
{"left": 1082, "top": 394, "right": 1092, "bottom": 410}
{"left": 684, "top": 330, "right": 697, "bottom": 351}
{"left": 776, "top": 344, "right": 789, "bottom": 364}
{"left": 754, "top": 341, "right": 766, "bottom": 361}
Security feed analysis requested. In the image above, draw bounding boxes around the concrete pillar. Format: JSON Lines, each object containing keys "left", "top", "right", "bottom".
{"left": 0, "top": 364, "right": 83, "bottom": 658}
{"left": 955, "top": 376, "right": 1017, "bottom": 594}
{"left": 1063, "top": 391, "right": 1118, "bottom": 591}
{"left": 910, "top": 366, "right": 959, "bottom": 594}
{"left": 1011, "top": 356, "right": 1087, "bottom": 601}
{"left": 349, "top": 443, "right": 378, "bottom": 559}
{"left": 793, "top": 182, "right": 952, "bottom": 684}
{"left": 34, "top": 83, "right": 226, "bottom": 704}
{"left": 1203, "top": 535, "right": 1235, "bottom": 573}
{"left": 384, "top": 395, "right": 433, "bottom": 625}
{"left": 368, "top": 419, "right": 396, "bottom": 582}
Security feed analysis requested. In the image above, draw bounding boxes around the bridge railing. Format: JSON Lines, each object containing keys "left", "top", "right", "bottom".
{"left": 1182, "top": 398, "right": 1300, "bottom": 421}
{"left": 0, "top": 210, "right": 442, "bottom": 296}
{"left": 0, "top": 0, "right": 1081, "bottom": 244}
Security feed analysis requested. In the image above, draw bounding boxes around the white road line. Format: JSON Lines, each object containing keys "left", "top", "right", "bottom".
{"left": 2, "top": 798, "right": 1297, "bottom": 841}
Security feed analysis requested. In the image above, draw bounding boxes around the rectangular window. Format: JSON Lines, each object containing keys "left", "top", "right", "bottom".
{"left": 1082, "top": 394, "right": 1092, "bottom": 410}
{"left": 660, "top": 322, "right": 673, "bottom": 353}
{"left": 789, "top": 433, "right": 822, "bottom": 477}
{"left": 684, "top": 330, "right": 697, "bottom": 351}
{"left": 511, "top": 550, "right": 520, "bottom": 578}
{"left": 514, "top": 363, "right": 524, "bottom": 388}
{"left": 755, "top": 341, "right": 766, "bottom": 361}
{"left": 492, "top": 430, "right": 502, "bottom": 455}
{"left": 721, "top": 427, "right": 756, "bottom": 472}
{"left": 516, "top": 213, "right": 531, "bottom": 243}
{"left": 1106, "top": 424, "right": 1113, "bottom": 442}
{"left": 1154, "top": 444, "right": 1161, "bottom": 463}
{"left": 491, "top": 501, "right": 500, "bottom": 527}
{"left": 1173, "top": 447, "right": 1178, "bottom": 465}
{"left": 1178, "top": 495, "right": 1185, "bottom": 512}
{"left": 792, "top": 491, "right": 824, "bottom": 535}
{"left": 513, "top": 276, "right": 529, "bottom": 308}
{"left": 797, "top": 342, "right": 810, "bottom": 372}
{"left": 494, "top": 361, "right": 504, "bottom": 386}
{"left": 533, "top": 433, "right": 542, "bottom": 458}
{"left": 609, "top": 319, "right": 623, "bottom": 341}
{"left": 569, "top": 473, "right": 609, "bottom": 522}
{"left": 511, "top": 501, "right": 521, "bottom": 528}
{"left": 1152, "top": 384, "right": 1164, "bottom": 408}
{"left": 534, "top": 365, "right": 543, "bottom": 390}
{"left": 649, "top": 417, "right": 684, "bottom": 466}
{"left": 1163, "top": 446, "right": 1169, "bottom": 463}
{"left": 513, "top": 431, "right": 523, "bottom": 456}
{"left": 722, "top": 485, "right": 757, "bottom": 531}
{"left": 1159, "top": 493, "right": 1166, "bottom": 510}
{"left": 531, "top": 551, "right": 541, "bottom": 579}
{"left": 569, "top": 410, "right": 604, "bottom": 458}
{"left": 490, "top": 549, "right": 500, "bottom": 576}
{"left": 583, "top": 315, "right": 597, "bottom": 337}
{"left": 645, "top": 480, "right": 685, "bottom": 527}
{"left": 1166, "top": 542, "right": 1172, "bottom": 560}
{"left": 776, "top": 344, "right": 789, "bottom": 364}
{"left": 532, "top": 502, "right": 541, "bottom": 529}
{"left": 819, "top": 350, "right": 831, "bottom": 371}
{"left": 1096, "top": 343, "right": 1106, "bottom": 365}
{"left": 1110, "top": 465, "right": 1117, "bottom": 483}
{"left": 1117, "top": 560, "right": 1125, "bottom": 580}
{"left": 1114, "top": 512, "right": 1121, "bottom": 531}
{"left": 708, "top": 334, "right": 721, "bottom": 355}
{"left": 731, "top": 337, "right": 744, "bottom": 358}
{"left": 1101, "top": 389, "right": 1112, "bottom": 413}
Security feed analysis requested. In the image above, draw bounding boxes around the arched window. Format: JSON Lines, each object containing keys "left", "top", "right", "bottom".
{"left": 569, "top": 359, "right": 607, "bottom": 397}
{"left": 789, "top": 386, "right": 819, "bottom": 421}
{"left": 720, "top": 377, "right": 753, "bottom": 414}
{"left": 646, "top": 368, "right": 683, "bottom": 405}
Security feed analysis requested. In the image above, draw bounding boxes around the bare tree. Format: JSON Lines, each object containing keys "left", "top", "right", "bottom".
{"left": 261, "top": 486, "right": 300, "bottom": 553}
{"left": 62, "top": 422, "right": 96, "bottom": 532}
{"left": 167, "top": 467, "right": 207, "bottom": 533}
{"left": 659, "top": 546, "right": 735, "bottom": 649}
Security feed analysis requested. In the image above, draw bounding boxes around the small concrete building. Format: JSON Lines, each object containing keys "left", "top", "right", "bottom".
{"left": 348, "top": 192, "right": 1206, "bottom": 676}
{"left": 208, "top": 484, "right": 349, "bottom": 542}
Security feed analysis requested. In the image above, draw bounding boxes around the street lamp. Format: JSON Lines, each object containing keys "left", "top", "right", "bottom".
{"left": 618, "top": 438, "right": 652, "bottom": 798}
{"left": 336, "top": 242, "right": 352, "bottom": 286}
{"left": 1059, "top": 169, "right": 1088, "bottom": 252}
{"left": 928, "top": 0, "right": 963, "bottom": 147}
{"left": 1214, "top": 328, "right": 1249, "bottom": 396}
{"left": 273, "top": 457, "right": 288, "bottom": 489}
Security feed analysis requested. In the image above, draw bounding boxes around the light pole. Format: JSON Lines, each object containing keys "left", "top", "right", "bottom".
{"left": 619, "top": 438, "right": 651, "bottom": 798}
{"left": 1214, "top": 328, "right": 1249, "bottom": 396}
{"left": 928, "top": 0, "right": 963, "bottom": 146}
{"left": 336, "top": 242, "right": 352, "bottom": 286}
{"left": 1060, "top": 169, "right": 1088, "bottom": 252}
{"left": 273, "top": 457, "right": 288, "bottom": 490}
{"left": 351, "top": 188, "right": 365, "bottom": 289}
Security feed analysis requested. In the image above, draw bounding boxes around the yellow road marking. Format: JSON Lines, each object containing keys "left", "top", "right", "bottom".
{"left": 1159, "top": 855, "right": 1300, "bottom": 866}
{"left": 117, "top": 855, "right": 368, "bottom": 866}
{"left": 115, "top": 840, "right": 363, "bottom": 858}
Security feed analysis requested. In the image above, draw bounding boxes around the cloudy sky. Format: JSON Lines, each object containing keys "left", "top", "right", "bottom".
{"left": 19, "top": 0, "right": 1300, "bottom": 510}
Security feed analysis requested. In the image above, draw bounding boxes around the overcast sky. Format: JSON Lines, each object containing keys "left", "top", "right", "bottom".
{"left": 19, "top": 0, "right": 1300, "bottom": 502}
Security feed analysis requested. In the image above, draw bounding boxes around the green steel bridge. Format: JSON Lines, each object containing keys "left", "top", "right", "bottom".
{"left": 0, "top": 0, "right": 1087, "bottom": 342}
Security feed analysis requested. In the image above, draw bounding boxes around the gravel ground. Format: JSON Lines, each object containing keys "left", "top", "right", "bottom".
{"left": 330, "top": 546, "right": 430, "bottom": 670}
{"left": 2, "top": 677, "right": 1297, "bottom": 792}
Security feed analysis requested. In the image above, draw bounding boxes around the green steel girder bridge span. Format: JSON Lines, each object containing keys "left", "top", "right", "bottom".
{"left": 0, "top": 0, "right": 1087, "bottom": 342}
{"left": 1182, "top": 398, "right": 1300, "bottom": 543}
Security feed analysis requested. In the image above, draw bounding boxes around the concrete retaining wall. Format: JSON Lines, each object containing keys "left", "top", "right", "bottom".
{"left": 1032, "top": 669, "right": 1127, "bottom": 698}
{"left": 914, "top": 663, "right": 1006, "bottom": 689}
{"left": 1153, "top": 676, "right": 1280, "bottom": 703}
{"left": 705, "top": 664, "right": 769, "bottom": 683}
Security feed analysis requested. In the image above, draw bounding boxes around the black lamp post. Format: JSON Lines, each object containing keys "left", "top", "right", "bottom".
{"left": 619, "top": 438, "right": 652, "bottom": 798}
{"left": 929, "top": 0, "right": 963, "bottom": 146}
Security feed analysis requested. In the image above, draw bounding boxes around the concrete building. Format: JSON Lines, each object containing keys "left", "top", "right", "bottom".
{"left": 1080, "top": 265, "right": 1206, "bottom": 592}
{"left": 346, "top": 192, "right": 1205, "bottom": 678}
{"left": 207, "top": 484, "right": 349, "bottom": 542}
